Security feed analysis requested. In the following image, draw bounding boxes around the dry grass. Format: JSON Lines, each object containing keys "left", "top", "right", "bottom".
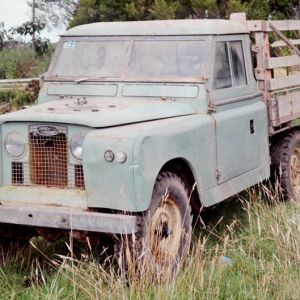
{"left": 1, "top": 184, "right": 300, "bottom": 299}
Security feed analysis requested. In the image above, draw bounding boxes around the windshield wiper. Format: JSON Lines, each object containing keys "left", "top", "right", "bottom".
{"left": 74, "top": 76, "right": 119, "bottom": 83}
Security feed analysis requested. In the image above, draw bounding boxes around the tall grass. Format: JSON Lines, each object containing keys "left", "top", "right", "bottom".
{"left": 1, "top": 186, "right": 300, "bottom": 299}
{"left": 0, "top": 48, "right": 52, "bottom": 79}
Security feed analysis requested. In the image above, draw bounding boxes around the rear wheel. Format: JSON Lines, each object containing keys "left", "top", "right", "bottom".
{"left": 115, "top": 172, "right": 192, "bottom": 276}
{"left": 271, "top": 130, "right": 300, "bottom": 200}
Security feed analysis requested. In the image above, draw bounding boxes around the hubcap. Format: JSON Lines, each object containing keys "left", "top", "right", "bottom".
{"left": 290, "top": 147, "right": 300, "bottom": 198}
{"left": 149, "top": 197, "right": 182, "bottom": 265}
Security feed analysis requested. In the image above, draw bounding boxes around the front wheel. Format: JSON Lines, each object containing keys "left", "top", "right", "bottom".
{"left": 115, "top": 172, "right": 192, "bottom": 276}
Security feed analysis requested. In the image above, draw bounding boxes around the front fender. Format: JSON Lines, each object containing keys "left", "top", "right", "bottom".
{"left": 82, "top": 114, "right": 216, "bottom": 212}
{"left": 132, "top": 115, "right": 216, "bottom": 212}
{"left": 82, "top": 129, "right": 137, "bottom": 211}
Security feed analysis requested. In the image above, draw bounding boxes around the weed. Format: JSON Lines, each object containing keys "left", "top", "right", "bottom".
{"left": 0, "top": 48, "right": 52, "bottom": 79}
{"left": 1, "top": 186, "right": 300, "bottom": 299}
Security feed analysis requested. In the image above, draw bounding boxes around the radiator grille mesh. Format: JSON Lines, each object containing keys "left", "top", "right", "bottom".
{"left": 12, "top": 162, "right": 24, "bottom": 185}
{"left": 75, "top": 165, "right": 85, "bottom": 189}
{"left": 9, "top": 124, "right": 86, "bottom": 189}
{"left": 29, "top": 125, "right": 68, "bottom": 187}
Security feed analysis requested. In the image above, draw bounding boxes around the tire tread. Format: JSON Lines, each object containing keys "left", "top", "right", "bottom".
{"left": 271, "top": 129, "right": 300, "bottom": 199}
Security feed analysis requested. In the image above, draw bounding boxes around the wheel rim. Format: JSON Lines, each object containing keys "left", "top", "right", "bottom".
{"left": 149, "top": 196, "right": 182, "bottom": 265}
{"left": 290, "top": 147, "right": 300, "bottom": 197}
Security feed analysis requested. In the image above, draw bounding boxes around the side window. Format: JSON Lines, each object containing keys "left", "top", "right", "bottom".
{"left": 230, "top": 41, "right": 247, "bottom": 86}
{"left": 213, "top": 42, "right": 232, "bottom": 89}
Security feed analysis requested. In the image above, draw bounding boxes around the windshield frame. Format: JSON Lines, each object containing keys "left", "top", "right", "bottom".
{"left": 45, "top": 35, "right": 209, "bottom": 83}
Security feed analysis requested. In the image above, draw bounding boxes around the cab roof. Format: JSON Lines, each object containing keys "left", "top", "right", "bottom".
{"left": 63, "top": 19, "right": 248, "bottom": 37}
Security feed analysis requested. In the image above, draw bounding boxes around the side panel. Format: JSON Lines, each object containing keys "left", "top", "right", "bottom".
{"left": 196, "top": 33, "right": 271, "bottom": 206}
{"left": 83, "top": 114, "right": 217, "bottom": 212}
{"left": 203, "top": 167, "right": 269, "bottom": 206}
{"left": 201, "top": 101, "right": 270, "bottom": 206}
{"left": 83, "top": 104, "right": 269, "bottom": 211}
{"left": 133, "top": 116, "right": 217, "bottom": 211}
{"left": 270, "top": 89, "right": 300, "bottom": 127}
{"left": 203, "top": 102, "right": 270, "bottom": 206}
{"left": 209, "top": 34, "right": 270, "bottom": 184}
{"left": 215, "top": 100, "right": 264, "bottom": 183}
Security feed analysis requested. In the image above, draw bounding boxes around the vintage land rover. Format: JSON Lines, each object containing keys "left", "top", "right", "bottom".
{"left": 1, "top": 12, "right": 300, "bottom": 272}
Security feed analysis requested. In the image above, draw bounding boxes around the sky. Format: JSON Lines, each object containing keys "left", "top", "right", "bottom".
{"left": 0, "top": 0, "right": 65, "bottom": 42}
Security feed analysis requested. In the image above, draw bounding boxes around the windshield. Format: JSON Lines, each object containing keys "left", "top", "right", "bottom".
{"left": 49, "top": 38, "right": 207, "bottom": 81}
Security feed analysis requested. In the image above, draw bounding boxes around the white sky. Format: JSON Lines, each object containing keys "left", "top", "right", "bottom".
{"left": 0, "top": 0, "right": 65, "bottom": 42}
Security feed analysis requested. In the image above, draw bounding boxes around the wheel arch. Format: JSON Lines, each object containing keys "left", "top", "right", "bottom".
{"left": 157, "top": 157, "right": 202, "bottom": 213}
{"left": 270, "top": 125, "right": 300, "bottom": 146}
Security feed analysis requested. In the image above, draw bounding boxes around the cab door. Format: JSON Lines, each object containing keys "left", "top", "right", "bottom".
{"left": 210, "top": 35, "right": 265, "bottom": 184}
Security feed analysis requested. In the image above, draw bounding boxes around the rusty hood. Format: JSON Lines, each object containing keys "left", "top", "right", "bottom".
{"left": 0, "top": 97, "right": 197, "bottom": 127}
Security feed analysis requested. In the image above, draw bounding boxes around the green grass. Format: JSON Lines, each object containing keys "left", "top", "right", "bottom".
{"left": 1, "top": 187, "right": 300, "bottom": 299}
{"left": 0, "top": 88, "right": 36, "bottom": 109}
{"left": 0, "top": 47, "right": 51, "bottom": 111}
{"left": 0, "top": 48, "right": 52, "bottom": 80}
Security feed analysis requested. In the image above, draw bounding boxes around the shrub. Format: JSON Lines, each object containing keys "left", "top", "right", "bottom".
{"left": 0, "top": 80, "right": 39, "bottom": 109}
{"left": 0, "top": 48, "right": 52, "bottom": 79}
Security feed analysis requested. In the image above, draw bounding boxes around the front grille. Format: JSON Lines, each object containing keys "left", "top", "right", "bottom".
{"left": 75, "top": 165, "right": 85, "bottom": 188}
{"left": 11, "top": 162, "right": 85, "bottom": 189}
{"left": 29, "top": 125, "right": 68, "bottom": 187}
{"left": 10, "top": 125, "right": 86, "bottom": 189}
{"left": 12, "top": 162, "right": 24, "bottom": 185}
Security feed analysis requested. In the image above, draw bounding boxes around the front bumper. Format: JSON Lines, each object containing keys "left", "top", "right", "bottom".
{"left": 0, "top": 203, "right": 137, "bottom": 234}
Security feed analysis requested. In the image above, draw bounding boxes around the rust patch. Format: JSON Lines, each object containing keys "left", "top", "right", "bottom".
{"left": 29, "top": 130, "right": 68, "bottom": 188}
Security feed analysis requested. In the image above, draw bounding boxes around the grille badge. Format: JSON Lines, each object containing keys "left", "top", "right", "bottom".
{"left": 36, "top": 125, "right": 59, "bottom": 136}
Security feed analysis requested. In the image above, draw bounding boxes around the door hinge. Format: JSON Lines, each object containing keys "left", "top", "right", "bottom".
{"left": 208, "top": 102, "right": 217, "bottom": 114}
{"left": 215, "top": 169, "right": 221, "bottom": 181}
{"left": 251, "top": 45, "right": 261, "bottom": 53}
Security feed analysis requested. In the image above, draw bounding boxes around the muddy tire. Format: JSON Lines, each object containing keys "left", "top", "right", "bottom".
{"left": 114, "top": 172, "right": 192, "bottom": 277}
{"left": 271, "top": 130, "right": 300, "bottom": 200}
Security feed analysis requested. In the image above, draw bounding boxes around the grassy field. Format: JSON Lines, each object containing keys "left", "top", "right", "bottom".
{"left": 1, "top": 186, "right": 300, "bottom": 299}
{"left": 0, "top": 48, "right": 52, "bottom": 80}
{"left": 0, "top": 48, "right": 52, "bottom": 111}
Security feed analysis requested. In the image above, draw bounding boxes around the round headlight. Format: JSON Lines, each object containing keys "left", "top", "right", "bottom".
{"left": 5, "top": 131, "right": 26, "bottom": 158}
{"left": 70, "top": 133, "right": 85, "bottom": 160}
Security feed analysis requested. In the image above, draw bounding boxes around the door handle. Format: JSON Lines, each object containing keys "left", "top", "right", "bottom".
{"left": 250, "top": 119, "right": 255, "bottom": 134}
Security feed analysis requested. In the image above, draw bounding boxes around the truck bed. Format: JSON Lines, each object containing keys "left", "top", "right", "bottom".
{"left": 231, "top": 13, "right": 300, "bottom": 135}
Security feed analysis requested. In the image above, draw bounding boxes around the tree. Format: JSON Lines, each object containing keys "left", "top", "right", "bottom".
{"left": 291, "top": 0, "right": 300, "bottom": 19}
{"left": 125, "top": 0, "right": 181, "bottom": 20}
{"left": 0, "top": 23, "right": 11, "bottom": 51}
{"left": 11, "top": 21, "right": 50, "bottom": 56}
{"left": 68, "top": 0, "right": 102, "bottom": 28}
{"left": 9, "top": 0, "right": 77, "bottom": 56}
{"left": 150, "top": 0, "right": 180, "bottom": 19}
{"left": 69, "top": 0, "right": 189, "bottom": 25}
{"left": 27, "top": 0, "right": 78, "bottom": 30}
{"left": 68, "top": 0, "right": 300, "bottom": 29}
{"left": 69, "top": 0, "right": 136, "bottom": 27}
{"left": 11, "top": 0, "right": 51, "bottom": 57}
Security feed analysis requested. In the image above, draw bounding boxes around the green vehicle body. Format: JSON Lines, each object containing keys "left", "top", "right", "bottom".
{"left": 0, "top": 18, "right": 271, "bottom": 235}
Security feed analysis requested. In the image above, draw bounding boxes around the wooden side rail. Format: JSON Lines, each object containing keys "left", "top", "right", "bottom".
{"left": 230, "top": 13, "right": 300, "bottom": 133}
{"left": 247, "top": 20, "right": 300, "bottom": 32}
